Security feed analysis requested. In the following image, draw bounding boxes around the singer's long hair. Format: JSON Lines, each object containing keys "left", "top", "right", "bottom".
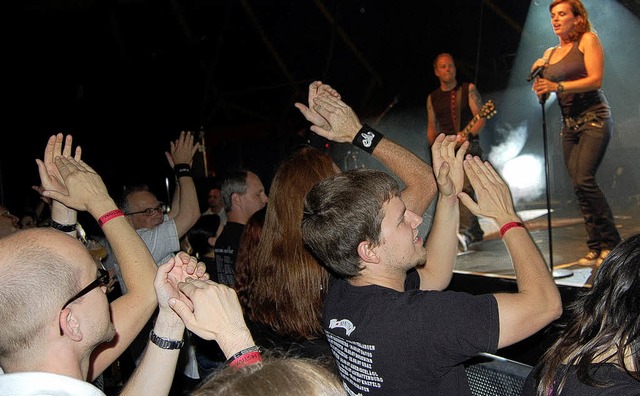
{"left": 550, "top": 0, "right": 593, "bottom": 42}
{"left": 534, "top": 233, "right": 640, "bottom": 395}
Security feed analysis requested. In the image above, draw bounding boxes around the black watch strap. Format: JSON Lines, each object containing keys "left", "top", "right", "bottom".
{"left": 149, "top": 330, "right": 184, "bottom": 350}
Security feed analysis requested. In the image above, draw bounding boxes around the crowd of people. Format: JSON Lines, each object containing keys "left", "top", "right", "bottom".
{"left": 1, "top": 1, "right": 637, "bottom": 395}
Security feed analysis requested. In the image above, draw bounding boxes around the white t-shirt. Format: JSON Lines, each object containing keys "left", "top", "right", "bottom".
{"left": 0, "top": 371, "right": 105, "bottom": 395}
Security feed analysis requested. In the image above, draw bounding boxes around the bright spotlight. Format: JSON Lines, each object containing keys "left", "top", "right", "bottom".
{"left": 500, "top": 154, "right": 545, "bottom": 204}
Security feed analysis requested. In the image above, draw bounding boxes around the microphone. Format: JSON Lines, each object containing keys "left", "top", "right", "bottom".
{"left": 527, "top": 65, "right": 545, "bottom": 82}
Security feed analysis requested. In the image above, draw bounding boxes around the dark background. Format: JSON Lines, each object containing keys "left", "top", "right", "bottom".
{"left": 3, "top": 0, "right": 640, "bottom": 215}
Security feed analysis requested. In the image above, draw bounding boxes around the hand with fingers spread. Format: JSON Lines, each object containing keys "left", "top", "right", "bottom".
{"left": 458, "top": 156, "right": 519, "bottom": 225}
{"left": 294, "top": 80, "right": 341, "bottom": 131}
{"left": 169, "top": 278, "right": 255, "bottom": 358}
{"left": 165, "top": 130, "right": 199, "bottom": 169}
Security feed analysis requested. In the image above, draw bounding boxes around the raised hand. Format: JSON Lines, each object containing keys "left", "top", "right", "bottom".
{"left": 294, "top": 81, "right": 341, "bottom": 131}
{"left": 458, "top": 156, "right": 518, "bottom": 225}
{"left": 42, "top": 156, "right": 111, "bottom": 215}
{"left": 35, "top": 134, "right": 82, "bottom": 199}
{"left": 165, "top": 130, "right": 199, "bottom": 169}
{"left": 305, "top": 94, "right": 363, "bottom": 143}
{"left": 431, "top": 134, "right": 467, "bottom": 198}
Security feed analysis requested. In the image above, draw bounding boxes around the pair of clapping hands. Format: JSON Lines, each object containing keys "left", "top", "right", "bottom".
{"left": 37, "top": 134, "right": 251, "bottom": 352}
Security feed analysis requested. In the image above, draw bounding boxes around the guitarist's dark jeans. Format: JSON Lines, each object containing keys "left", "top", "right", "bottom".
{"left": 457, "top": 137, "right": 484, "bottom": 243}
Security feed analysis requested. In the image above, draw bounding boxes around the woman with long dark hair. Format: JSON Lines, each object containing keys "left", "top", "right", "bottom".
{"left": 523, "top": 233, "right": 640, "bottom": 394}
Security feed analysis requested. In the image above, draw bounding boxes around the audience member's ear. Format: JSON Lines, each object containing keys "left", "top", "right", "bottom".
{"left": 59, "top": 309, "right": 83, "bottom": 341}
{"left": 231, "top": 192, "right": 241, "bottom": 209}
{"left": 357, "top": 241, "right": 380, "bottom": 265}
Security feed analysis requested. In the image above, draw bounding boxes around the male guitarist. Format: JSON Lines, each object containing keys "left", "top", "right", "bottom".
{"left": 427, "top": 52, "right": 486, "bottom": 251}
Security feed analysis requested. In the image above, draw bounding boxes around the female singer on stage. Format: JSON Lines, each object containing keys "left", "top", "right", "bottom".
{"left": 531, "top": 0, "right": 620, "bottom": 266}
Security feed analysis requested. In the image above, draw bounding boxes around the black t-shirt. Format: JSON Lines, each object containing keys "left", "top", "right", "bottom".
{"left": 213, "top": 221, "right": 245, "bottom": 286}
{"left": 323, "top": 277, "right": 499, "bottom": 395}
{"left": 246, "top": 319, "right": 337, "bottom": 372}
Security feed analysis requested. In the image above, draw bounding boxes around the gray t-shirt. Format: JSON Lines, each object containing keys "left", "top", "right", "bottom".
{"left": 102, "top": 216, "right": 180, "bottom": 293}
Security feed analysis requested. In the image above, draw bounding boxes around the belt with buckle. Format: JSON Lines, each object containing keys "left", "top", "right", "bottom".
{"left": 563, "top": 112, "right": 598, "bottom": 131}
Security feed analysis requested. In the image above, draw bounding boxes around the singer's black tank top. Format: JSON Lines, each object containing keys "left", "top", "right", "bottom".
{"left": 543, "top": 41, "right": 610, "bottom": 119}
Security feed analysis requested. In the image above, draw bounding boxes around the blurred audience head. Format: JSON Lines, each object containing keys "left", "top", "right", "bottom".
{"left": 191, "top": 355, "right": 345, "bottom": 396}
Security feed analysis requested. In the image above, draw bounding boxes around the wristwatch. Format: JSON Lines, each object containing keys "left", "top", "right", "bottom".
{"left": 149, "top": 330, "right": 184, "bottom": 350}
{"left": 556, "top": 82, "right": 565, "bottom": 95}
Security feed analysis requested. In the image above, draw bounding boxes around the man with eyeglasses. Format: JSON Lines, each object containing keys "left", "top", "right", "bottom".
{"left": 104, "top": 131, "right": 202, "bottom": 295}
{"left": 0, "top": 144, "right": 212, "bottom": 395}
{"left": 100, "top": 131, "right": 203, "bottom": 390}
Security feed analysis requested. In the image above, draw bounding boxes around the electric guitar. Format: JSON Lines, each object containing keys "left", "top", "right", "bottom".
{"left": 456, "top": 100, "right": 497, "bottom": 147}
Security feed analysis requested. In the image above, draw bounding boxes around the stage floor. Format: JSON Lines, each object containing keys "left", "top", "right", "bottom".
{"left": 453, "top": 200, "right": 640, "bottom": 288}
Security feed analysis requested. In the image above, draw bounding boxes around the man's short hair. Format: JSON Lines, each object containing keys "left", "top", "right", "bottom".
{"left": 301, "top": 169, "right": 400, "bottom": 278}
{"left": 119, "top": 184, "right": 152, "bottom": 213}
{"left": 433, "top": 52, "right": 455, "bottom": 68}
{"left": 0, "top": 229, "right": 78, "bottom": 361}
{"left": 221, "top": 170, "right": 249, "bottom": 213}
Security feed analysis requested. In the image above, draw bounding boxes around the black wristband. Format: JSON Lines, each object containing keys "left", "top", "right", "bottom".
{"left": 49, "top": 219, "right": 77, "bottom": 233}
{"left": 352, "top": 124, "right": 384, "bottom": 154}
{"left": 149, "top": 330, "right": 184, "bottom": 350}
{"left": 174, "top": 163, "right": 192, "bottom": 178}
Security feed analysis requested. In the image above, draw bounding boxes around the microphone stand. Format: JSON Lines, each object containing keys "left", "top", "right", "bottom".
{"left": 537, "top": 90, "right": 573, "bottom": 278}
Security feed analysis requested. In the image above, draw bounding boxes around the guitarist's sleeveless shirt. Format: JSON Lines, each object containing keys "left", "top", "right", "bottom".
{"left": 430, "top": 82, "right": 473, "bottom": 136}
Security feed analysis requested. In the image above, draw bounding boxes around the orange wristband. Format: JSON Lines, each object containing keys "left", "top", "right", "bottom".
{"left": 98, "top": 209, "right": 124, "bottom": 227}
{"left": 500, "top": 221, "right": 525, "bottom": 238}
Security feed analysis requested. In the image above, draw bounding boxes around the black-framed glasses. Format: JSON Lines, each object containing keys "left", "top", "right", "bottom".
{"left": 62, "top": 268, "right": 110, "bottom": 310}
{"left": 124, "top": 203, "right": 168, "bottom": 217}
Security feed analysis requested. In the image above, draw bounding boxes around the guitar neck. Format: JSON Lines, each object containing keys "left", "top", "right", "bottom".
{"left": 460, "top": 114, "right": 481, "bottom": 134}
